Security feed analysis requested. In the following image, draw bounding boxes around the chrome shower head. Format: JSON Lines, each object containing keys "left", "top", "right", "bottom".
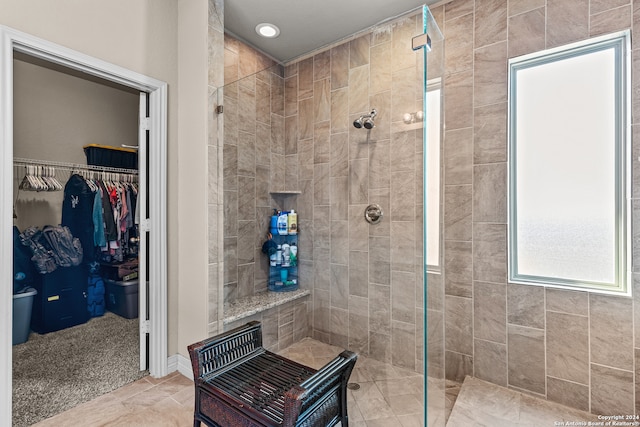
{"left": 353, "top": 109, "right": 377, "bottom": 130}
{"left": 363, "top": 109, "right": 377, "bottom": 129}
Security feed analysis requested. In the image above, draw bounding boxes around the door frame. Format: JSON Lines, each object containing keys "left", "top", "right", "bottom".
{"left": 0, "top": 25, "right": 168, "bottom": 424}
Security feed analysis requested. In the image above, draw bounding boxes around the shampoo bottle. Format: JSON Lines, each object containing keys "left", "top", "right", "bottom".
{"left": 277, "top": 211, "right": 288, "bottom": 235}
{"left": 287, "top": 209, "right": 298, "bottom": 235}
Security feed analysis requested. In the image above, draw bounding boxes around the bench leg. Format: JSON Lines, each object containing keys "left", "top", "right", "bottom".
{"left": 193, "top": 418, "right": 201, "bottom": 427}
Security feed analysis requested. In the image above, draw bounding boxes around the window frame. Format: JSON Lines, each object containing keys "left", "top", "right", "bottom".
{"left": 507, "top": 30, "right": 631, "bottom": 295}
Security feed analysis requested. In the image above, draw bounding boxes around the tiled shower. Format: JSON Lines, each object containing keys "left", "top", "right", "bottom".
{"left": 220, "top": 8, "right": 436, "bottom": 372}
{"left": 209, "top": 0, "right": 640, "bottom": 422}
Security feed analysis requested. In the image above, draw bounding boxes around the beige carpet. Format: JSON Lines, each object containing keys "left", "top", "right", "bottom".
{"left": 12, "top": 311, "right": 147, "bottom": 427}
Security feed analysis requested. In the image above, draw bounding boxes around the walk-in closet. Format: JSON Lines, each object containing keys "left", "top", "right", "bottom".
{"left": 11, "top": 52, "right": 146, "bottom": 426}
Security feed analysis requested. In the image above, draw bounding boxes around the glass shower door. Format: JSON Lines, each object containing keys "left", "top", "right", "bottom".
{"left": 416, "top": 5, "right": 445, "bottom": 427}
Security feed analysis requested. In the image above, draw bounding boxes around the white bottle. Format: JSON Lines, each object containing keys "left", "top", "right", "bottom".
{"left": 290, "top": 243, "right": 298, "bottom": 266}
{"left": 275, "top": 245, "right": 283, "bottom": 265}
{"left": 281, "top": 243, "right": 290, "bottom": 267}
{"left": 277, "top": 212, "right": 288, "bottom": 235}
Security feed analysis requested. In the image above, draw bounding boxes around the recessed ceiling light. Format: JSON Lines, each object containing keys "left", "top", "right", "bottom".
{"left": 256, "top": 23, "right": 280, "bottom": 38}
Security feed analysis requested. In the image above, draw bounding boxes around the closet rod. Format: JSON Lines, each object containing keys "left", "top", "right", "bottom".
{"left": 13, "top": 157, "right": 138, "bottom": 175}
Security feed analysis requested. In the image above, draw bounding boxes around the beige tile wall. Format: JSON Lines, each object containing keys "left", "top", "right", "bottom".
{"left": 223, "top": 297, "right": 310, "bottom": 352}
{"left": 220, "top": 9, "right": 435, "bottom": 374}
{"left": 438, "top": 0, "right": 640, "bottom": 415}
{"left": 219, "top": 34, "right": 314, "bottom": 345}
{"left": 221, "top": 35, "right": 279, "bottom": 305}
{"left": 283, "top": 12, "right": 430, "bottom": 372}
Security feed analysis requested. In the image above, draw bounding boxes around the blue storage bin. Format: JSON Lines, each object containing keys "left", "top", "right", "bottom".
{"left": 84, "top": 144, "right": 138, "bottom": 169}
{"left": 13, "top": 288, "right": 37, "bottom": 345}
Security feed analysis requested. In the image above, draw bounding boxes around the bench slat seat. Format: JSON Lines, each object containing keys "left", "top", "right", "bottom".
{"left": 188, "top": 321, "right": 357, "bottom": 427}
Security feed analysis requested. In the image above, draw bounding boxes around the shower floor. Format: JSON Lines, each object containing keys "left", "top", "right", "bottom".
{"left": 446, "top": 376, "right": 600, "bottom": 426}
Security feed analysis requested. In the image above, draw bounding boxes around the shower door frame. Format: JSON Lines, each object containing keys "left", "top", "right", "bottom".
{"left": 416, "top": 5, "right": 445, "bottom": 427}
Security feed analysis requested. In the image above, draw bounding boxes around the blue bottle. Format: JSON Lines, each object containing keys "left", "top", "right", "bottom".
{"left": 270, "top": 209, "right": 279, "bottom": 236}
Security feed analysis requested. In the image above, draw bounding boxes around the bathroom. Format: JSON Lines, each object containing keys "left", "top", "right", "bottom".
{"left": 0, "top": 0, "right": 636, "bottom": 425}
{"left": 216, "top": 0, "right": 639, "bottom": 424}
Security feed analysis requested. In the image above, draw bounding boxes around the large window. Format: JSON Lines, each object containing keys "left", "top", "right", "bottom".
{"left": 508, "top": 31, "right": 630, "bottom": 294}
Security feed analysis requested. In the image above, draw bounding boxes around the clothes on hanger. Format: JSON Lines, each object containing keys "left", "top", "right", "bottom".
{"left": 61, "top": 173, "right": 138, "bottom": 265}
{"left": 61, "top": 174, "right": 96, "bottom": 264}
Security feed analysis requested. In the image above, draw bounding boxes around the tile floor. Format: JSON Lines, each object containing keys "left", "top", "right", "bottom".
{"left": 31, "top": 338, "right": 600, "bottom": 427}
{"left": 444, "top": 379, "right": 462, "bottom": 421}
{"left": 32, "top": 337, "right": 425, "bottom": 427}
{"left": 446, "top": 376, "right": 602, "bottom": 427}
{"left": 31, "top": 371, "right": 194, "bottom": 426}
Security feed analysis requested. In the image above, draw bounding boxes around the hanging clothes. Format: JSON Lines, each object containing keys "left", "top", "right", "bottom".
{"left": 98, "top": 180, "right": 118, "bottom": 242}
{"left": 93, "top": 189, "right": 106, "bottom": 248}
{"left": 60, "top": 173, "right": 138, "bottom": 265}
{"left": 61, "top": 174, "right": 96, "bottom": 264}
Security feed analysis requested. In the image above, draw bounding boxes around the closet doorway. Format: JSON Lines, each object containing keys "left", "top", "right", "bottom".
{"left": 0, "top": 26, "right": 168, "bottom": 425}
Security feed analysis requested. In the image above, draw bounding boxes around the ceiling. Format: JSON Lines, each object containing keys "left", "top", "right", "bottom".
{"left": 224, "top": 0, "right": 440, "bottom": 63}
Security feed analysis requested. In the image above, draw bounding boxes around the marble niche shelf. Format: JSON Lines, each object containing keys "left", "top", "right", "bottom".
{"left": 223, "top": 288, "right": 310, "bottom": 325}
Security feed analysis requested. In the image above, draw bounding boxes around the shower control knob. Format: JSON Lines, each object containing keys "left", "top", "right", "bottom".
{"left": 364, "top": 204, "right": 383, "bottom": 225}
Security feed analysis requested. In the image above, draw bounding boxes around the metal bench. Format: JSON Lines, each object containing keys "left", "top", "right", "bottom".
{"left": 188, "top": 321, "right": 357, "bottom": 427}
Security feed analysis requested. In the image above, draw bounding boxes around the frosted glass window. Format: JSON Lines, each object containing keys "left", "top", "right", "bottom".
{"left": 508, "top": 31, "right": 630, "bottom": 294}
{"left": 426, "top": 83, "right": 441, "bottom": 271}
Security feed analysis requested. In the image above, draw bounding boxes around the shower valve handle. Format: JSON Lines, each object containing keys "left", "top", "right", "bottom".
{"left": 364, "top": 204, "right": 383, "bottom": 224}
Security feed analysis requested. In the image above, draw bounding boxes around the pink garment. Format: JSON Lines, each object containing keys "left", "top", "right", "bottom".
{"left": 120, "top": 186, "right": 129, "bottom": 234}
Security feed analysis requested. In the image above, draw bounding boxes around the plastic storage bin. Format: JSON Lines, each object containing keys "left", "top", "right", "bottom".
{"left": 13, "top": 288, "right": 37, "bottom": 345}
{"left": 105, "top": 279, "right": 139, "bottom": 319}
{"left": 84, "top": 144, "right": 138, "bottom": 169}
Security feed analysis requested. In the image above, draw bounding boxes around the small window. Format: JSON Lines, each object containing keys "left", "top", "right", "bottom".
{"left": 426, "top": 79, "right": 442, "bottom": 271}
{"left": 508, "top": 31, "right": 630, "bottom": 295}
